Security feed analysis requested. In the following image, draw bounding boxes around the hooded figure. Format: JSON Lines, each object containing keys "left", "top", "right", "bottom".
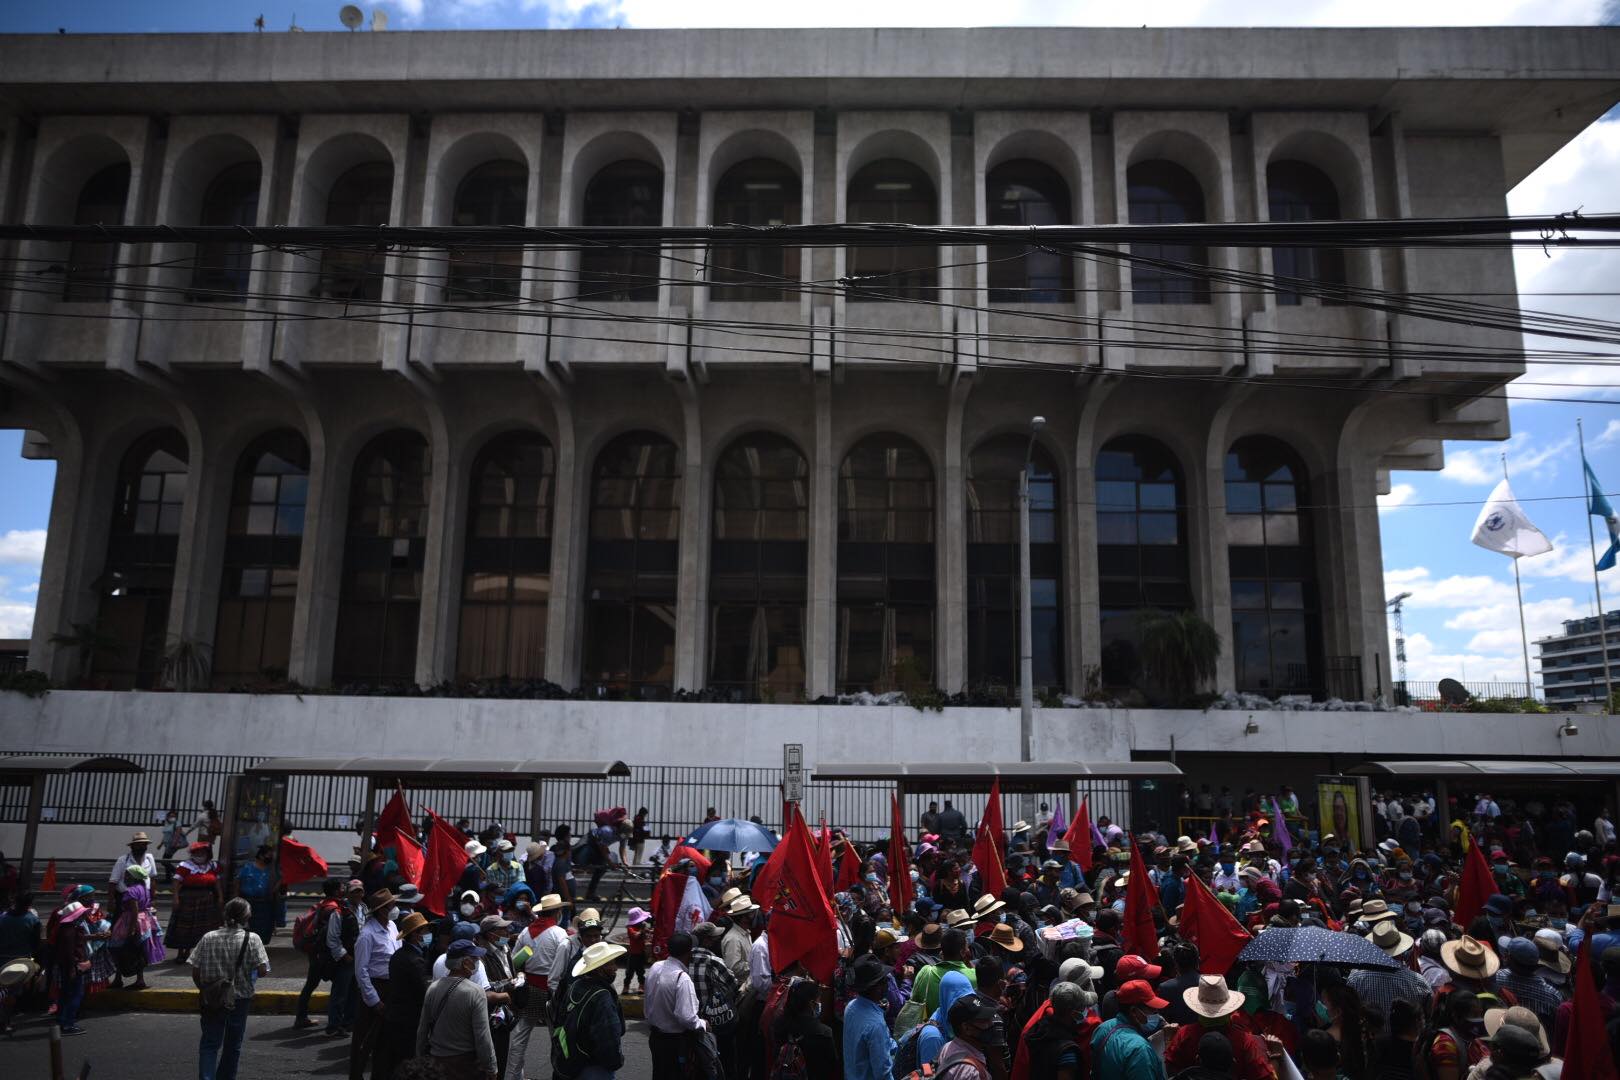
{"left": 918, "top": 969, "right": 976, "bottom": 1063}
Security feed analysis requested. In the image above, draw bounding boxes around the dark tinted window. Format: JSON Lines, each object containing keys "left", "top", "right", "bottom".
{"left": 986, "top": 159, "right": 1073, "bottom": 303}
{"left": 1126, "top": 160, "right": 1209, "bottom": 304}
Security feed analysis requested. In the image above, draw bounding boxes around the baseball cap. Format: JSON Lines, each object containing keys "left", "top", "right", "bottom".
{"left": 446, "top": 939, "right": 486, "bottom": 960}
{"left": 1115, "top": 954, "right": 1164, "bottom": 982}
{"left": 947, "top": 993, "right": 1006, "bottom": 1045}
{"left": 1116, "top": 979, "right": 1171, "bottom": 1009}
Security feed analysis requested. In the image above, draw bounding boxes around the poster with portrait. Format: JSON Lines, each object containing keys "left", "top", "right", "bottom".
{"left": 231, "top": 778, "right": 286, "bottom": 863}
{"left": 1316, "top": 776, "right": 1369, "bottom": 851}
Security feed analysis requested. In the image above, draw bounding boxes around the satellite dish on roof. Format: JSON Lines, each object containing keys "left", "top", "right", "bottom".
{"left": 371, "top": 9, "right": 387, "bottom": 30}
{"left": 340, "top": 4, "right": 363, "bottom": 29}
{"left": 1438, "top": 678, "right": 1472, "bottom": 705}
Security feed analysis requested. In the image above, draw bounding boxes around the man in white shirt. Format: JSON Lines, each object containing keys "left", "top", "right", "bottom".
{"left": 350, "top": 888, "right": 399, "bottom": 1080}
{"left": 645, "top": 932, "right": 706, "bottom": 1080}
{"left": 109, "top": 832, "right": 158, "bottom": 895}
{"left": 748, "top": 926, "right": 773, "bottom": 995}
{"left": 1598, "top": 809, "right": 1617, "bottom": 848}
{"left": 505, "top": 894, "right": 567, "bottom": 1080}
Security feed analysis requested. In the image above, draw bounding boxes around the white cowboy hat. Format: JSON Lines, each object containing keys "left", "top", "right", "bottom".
{"left": 538, "top": 893, "right": 566, "bottom": 912}
{"left": 1184, "top": 975, "right": 1246, "bottom": 1019}
{"left": 572, "top": 941, "right": 628, "bottom": 978}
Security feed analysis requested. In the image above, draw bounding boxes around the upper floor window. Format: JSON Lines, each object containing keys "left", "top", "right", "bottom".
{"left": 1267, "top": 160, "right": 1347, "bottom": 304}
{"left": 447, "top": 160, "right": 526, "bottom": 301}
{"left": 986, "top": 159, "right": 1073, "bottom": 304}
{"left": 846, "top": 159, "right": 937, "bottom": 302}
{"left": 319, "top": 161, "right": 393, "bottom": 301}
{"left": 63, "top": 163, "right": 130, "bottom": 301}
{"left": 580, "top": 160, "right": 663, "bottom": 303}
{"left": 98, "top": 429, "right": 189, "bottom": 689}
{"left": 710, "top": 158, "right": 801, "bottom": 302}
{"left": 1126, "top": 160, "right": 1210, "bottom": 304}
{"left": 190, "top": 162, "right": 261, "bottom": 299}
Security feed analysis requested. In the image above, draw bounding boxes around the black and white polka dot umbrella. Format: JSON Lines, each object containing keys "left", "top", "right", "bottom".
{"left": 1237, "top": 926, "right": 1398, "bottom": 969}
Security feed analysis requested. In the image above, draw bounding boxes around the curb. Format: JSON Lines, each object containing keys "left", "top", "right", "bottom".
{"left": 84, "top": 988, "right": 647, "bottom": 1019}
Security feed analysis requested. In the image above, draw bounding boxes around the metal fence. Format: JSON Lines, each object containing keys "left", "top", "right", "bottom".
{"left": 1392, "top": 680, "right": 1541, "bottom": 709}
{"left": 0, "top": 752, "right": 1140, "bottom": 843}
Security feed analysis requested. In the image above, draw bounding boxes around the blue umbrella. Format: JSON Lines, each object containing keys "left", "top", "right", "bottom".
{"left": 684, "top": 818, "right": 778, "bottom": 854}
{"left": 1236, "top": 926, "right": 1398, "bottom": 969}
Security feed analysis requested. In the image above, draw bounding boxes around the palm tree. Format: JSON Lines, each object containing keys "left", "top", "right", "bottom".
{"left": 162, "top": 638, "right": 214, "bottom": 692}
{"left": 1136, "top": 610, "right": 1222, "bottom": 704}
{"left": 49, "top": 621, "right": 122, "bottom": 686}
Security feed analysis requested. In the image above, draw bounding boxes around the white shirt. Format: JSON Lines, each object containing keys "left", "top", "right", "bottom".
{"left": 353, "top": 916, "right": 399, "bottom": 1007}
{"left": 517, "top": 922, "right": 568, "bottom": 985}
{"left": 109, "top": 851, "right": 157, "bottom": 891}
{"left": 748, "top": 931, "right": 773, "bottom": 994}
{"left": 432, "top": 952, "right": 491, "bottom": 989}
{"left": 1598, "top": 816, "right": 1617, "bottom": 846}
{"left": 644, "top": 957, "right": 705, "bottom": 1033}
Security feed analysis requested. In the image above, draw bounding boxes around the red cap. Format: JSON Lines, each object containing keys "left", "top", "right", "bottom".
{"left": 1115, "top": 954, "right": 1164, "bottom": 983}
{"left": 1117, "top": 979, "right": 1170, "bottom": 1009}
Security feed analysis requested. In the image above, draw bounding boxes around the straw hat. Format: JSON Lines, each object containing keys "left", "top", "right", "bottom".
{"left": 728, "top": 895, "right": 760, "bottom": 916}
{"left": 1359, "top": 899, "right": 1398, "bottom": 924}
{"left": 1241, "top": 840, "right": 1265, "bottom": 855}
{"left": 1184, "top": 975, "right": 1246, "bottom": 1019}
{"left": 397, "top": 912, "right": 429, "bottom": 937}
{"left": 986, "top": 924, "right": 1025, "bottom": 953}
{"left": 873, "top": 927, "right": 907, "bottom": 950}
{"left": 1484, "top": 1005, "right": 1551, "bottom": 1055}
{"left": 128, "top": 831, "right": 150, "bottom": 845}
{"left": 538, "top": 893, "right": 565, "bottom": 912}
{"left": 972, "top": 894, "right": 1007, "bottom": 920}
{"left": 1441, "top": 935, "right": 1501, "bottom": 980}
{"left": 1176, "top": 836, "right": 1198, "bottom": 854}
{"left": 916, "top": 923, "right": 944, "bottom": 949}
{"left": 1366, "top": 920, "right": 1414, "bottom": 957}
{"left": 945, "top": 909, "right": 976, "bottom": 929}
{"left": 366, "top": 888, "right": 395, "bottom": 913}
{"left": 1533, "top": 929, "right": 1572, "bottom": 975}
{"left": 572, "top": 941, "right": 628, "bottom": 978}
{"left": 0, "top": 958, "right": 39, "bottom": 989}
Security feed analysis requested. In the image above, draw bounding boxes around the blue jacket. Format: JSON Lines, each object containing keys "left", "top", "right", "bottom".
{"left": 841, "top": 995, "right": 894, "bottom": 1080}
{"left": 1091, "top": 1015, "right": 1167, "bottom": 1080}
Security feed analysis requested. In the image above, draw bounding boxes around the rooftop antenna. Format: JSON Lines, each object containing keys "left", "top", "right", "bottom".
{"left": 1386, "top": 591, "right": 1413, "bottom": 689}
{"left": 340, "top": 4, "right": 364, "bottom": 29}
{"left": 371, "top": 8, "right": 388, "bottom": 30}
{"left": 289, "top": 13, "right": 304, "bottom": 31}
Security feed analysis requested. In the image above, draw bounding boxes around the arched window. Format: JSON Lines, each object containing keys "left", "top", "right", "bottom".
{"left": 986, "top": 159, "right": 1073, "bottom": 303}
{"left": 837, "top": 434, "right": 934, "bottom": 691}
{"left": 709, "top": 433, "right": 808, "bottom": 700}
{"left": 1225, "top": 437, "right": 1320, "bottom": 696}
{"left": 1096, "top": 436, "right": 1192, "bottom": 690}
{"left": 710, "top": 158, "right": 801, "bottom": 302}
{"left": 1126, "top": 160, "right": 1210, "bottom": 304}
{"left": 332, "top": 430, "right": 431, "bottom": 686}
{"left": 458, "top": 432, "right": 555, "bottom": 682}
{"left": 966, "top": 436, "right": 1063, "bottom": 691}
{"left": 319, "top": 161, "right": 393, "bottom": 301}
{"left": 213, "top": 430, "right": 308, "bottom": 687}
{"left": 63, "top": 163, "right": 130, "bottom": 301}
{"left": 446, "top": 160, "right": 527, "bottom": 301}
{"left": 190, "top": 162, "right": 261, "bottom": 299}
{"left": 846, "top": 159, "right": 937, "bottom": 302}
{"left": 579, "top": 160, "right": 663, "bottom": 302}
{"left": 583, "top": 432, "right": 680, "bottom": 693}
{"left": 97, "top": 430, "right": 188, "bottom": 688}
{"left": 1267, "top": 160, "right": 1347, "bottom": 304}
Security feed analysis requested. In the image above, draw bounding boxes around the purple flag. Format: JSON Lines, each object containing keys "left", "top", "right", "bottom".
{"left": 1046, "top": 800, "right": 1065, "bottom": 850}
{"left": 1271, "top": 797, "right": 1293, "bottom": 855}
{"left": 1091, "top": 819, "right": 1107, "bottom": 850}
{"left": 1208, "top": 819, "right": 1219, "bottom": 846}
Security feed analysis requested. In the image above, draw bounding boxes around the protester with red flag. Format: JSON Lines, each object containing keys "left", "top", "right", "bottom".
{"left": 817, "top": 819, "right": 835, "bottom": 892}
{"left": 1122, "top": 838, "right": 1160, "bottom": 959}
{"left": 973, "top": 819, "right": 1009, "bottom": 899}
{"left": 1063, "top": 797, "right": 1095, "bottom": 873}
{"left": 1455, "top": 826, "right": 1496, "bottom": 930}
{"left": 373, "top": 788, "right": 423, "bottom": 886}
{"left": 765, "top": 809, "right": 839, "bottom": 982}
{"left": 416, "top": 809, "right": 470, "bottom": 918}
{"left": 983, "top": 776, "right": 1007, "bottom": 850}
{"left": 1176, "top": 864, "right": 1251, "bottom": 975}
{"left": 834, "top": 836, "right": 862, "bottom": 894}
{"left": 888, "top": 794, "right": 914, "bottom": 917}
{"left": 1562, "top": 937, "right": 1620, "bottom": 1080}
{"left": 277, "top": 836, "right": 328, "bottom": 889}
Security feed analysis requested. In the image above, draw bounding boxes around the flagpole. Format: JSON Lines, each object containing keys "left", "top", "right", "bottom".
{"left": 1502, "top": 453, "right": 1535, "bottom": 698}
{"left": 1578, "top": 419, "right": 1615, "bottom": 711}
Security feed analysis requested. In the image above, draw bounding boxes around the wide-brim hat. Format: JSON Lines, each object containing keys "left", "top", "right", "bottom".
{"left": 394, "top": 885, "right": 421, "bottom": 906}
{"left": 718, "top": 887, "right": 743, "bottom": 909}
{"left": 945, "top": 909, "right": 976, "bottom": 929}
{"left": 1010, "top": 820, "right": 1032, "bottom": 835}
{"left": 1360, "top": 899, "right": 1398, "bottom": 923}
{"left": 1534, "top": 930, "right": 1573, "bottom": 974}
{"left": 1441, "top": 935, "right": 1501, "bottom": 979}
{"left": 917, "top": 923, "right": 944, "bottom": 949}
{"left": 366, "top": 888, "right": 395, "bottom": 913}
{"left": 573, "top": 941, "right": 627, "bottom": 978}
{"left": 398, "top": 912, "right": 429, "bottom": 937}
{"left": 849, "top": 955, "right": 890, "bottom": 991}
{"left": 188, "top": 841, "right": 212, "bottom": 853}
{"left": 1176, "top": 836, "right": 1198, "bottom": 854}
{"left": 460, "top": 889, "right": 482, "bottom": 904}
{"left": 1238, "top": 866, "right": 1264, "bottom": 881}
{"left": 128, "top": 831, "right": 150, "bottom": 845}
{"left": 728, "top": 895, "right": 760, "bottom": 916}
{"left": 1484, "top": 894, "right": 1515, "bottom": 916}
{"left": 972, "top": 894, "right": 1007, "bottom": 920}
{"left": 626, "top": 906, "right": 652, "bottom": 927}
{"left": 873, "top": 928, "right": 907, "bottom": 950}
{"left": 1241, "top": 840, "right": 1265, "bottom": 854}
{"left": 988, "top": 923, "right": 1024, "bottom": 953}
{"left": 1049, "top": 839, "right": 1071, "bottom": 853}
{"left": 538, "top": 893, "right": 565, "bottom": 912}
{"left": 1058, "top": 956, "right": 1104, "bottom": 985}
{"left": 1485, "top": 1005, "right": 1551, "bottom": 1055}
{"left": 1366, "top": 920, "right": 1414, "bottom": 957}
{"left": 0, "top": 958, "right": 40, "bottom": 988}
{"left": 1185, "top": 974, "right": 1245, "bottom": 1019}
{"left": 58, "top": 902, "right": 88, "bottom": 924}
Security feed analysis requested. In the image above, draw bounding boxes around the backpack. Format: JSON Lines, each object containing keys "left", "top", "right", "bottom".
{"left": 770, "top": 1034, "right": 809, "bottom": 1080}
{"left": 550, "top": 982, "right": 609, "bottom": 1078}
{"left": 292, "top": 901, "right": 331, "bottom": 956}
{"left": 892, "top": 1019, "right": 940, "bottom": 1080}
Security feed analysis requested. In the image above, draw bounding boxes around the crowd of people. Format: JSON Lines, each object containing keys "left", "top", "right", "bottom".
{"left": 1, "top": 784, "right": 1620, "bottom": 1080}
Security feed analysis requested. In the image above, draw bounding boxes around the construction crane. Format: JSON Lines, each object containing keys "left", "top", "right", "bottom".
{"left": 1387, "top": 591, "right": 1414, "bottom": 687}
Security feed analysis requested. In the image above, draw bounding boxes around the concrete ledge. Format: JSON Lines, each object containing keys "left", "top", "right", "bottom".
{"left": 83, "top": 988, "right": 646, "bottom": 1018}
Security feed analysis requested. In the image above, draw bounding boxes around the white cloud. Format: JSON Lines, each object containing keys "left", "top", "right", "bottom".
{"left": 1378, "top": 483, "right": 1417, "bottom": 514}
{"left": 0, "top": 600, "right": 34, "bottom": 640}
{"left": 1595, "top": 419, "right": 1620, "bottom": 448}
{"left": 1517, "top": 532, "right": 1620, "bottom": 586}
{"left": 1382, "top": 567, "right": 1517, "bottom": 609}
{"left": 1440, "top": 432, "right": 1574, "bottom": 486}
{"left": 1397, "top": 631, "right": 1528, "bottom": 683}
{"left": 0, "top": 529, "right": 45, "bottom": 566}
{"left": 1443, "top": 595, "right": 1584, "bottom": 654}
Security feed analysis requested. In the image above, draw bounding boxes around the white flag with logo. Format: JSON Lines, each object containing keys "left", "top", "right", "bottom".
{"left": 1470, "top": 478, "right": 1553, "bottom": 558}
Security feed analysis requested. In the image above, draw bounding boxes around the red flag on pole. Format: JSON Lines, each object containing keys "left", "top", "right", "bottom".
{"left": 1564, "top": 936, "right": 1620, "bottom": 1080}
{"left": 374, "top": 789, "right": 424, "bottom": 885}
{"left": 668, "top": 844, "right": 713, "bottom": 879}
{"left": 40, "top": 859, "right": 57, "bottom": 896}
{"left": 834, "top": 838, "right": 862, "bottom": 894}
{"left": 1454, "top": 826, "right": 1496, "bottom": 930}
{"left": 1178, "top": 868, "right": 1252, "bottom": 975}
{"left": 1122, "top": 838, "right": 1160, "bottom": 959}
{"left": 765, "top": 810, "right": 840, "bottom": 982}
{"left": 817, "top": 819, "right": 834, "bottom": 893}
{"left": 416, "top": 808, "right": 470, "bottom": 918}
{"left": 1063, "top": 797, "right": 1094, "bottom": 872}
{"left": 753, "top": 803, "right": 801, "bottom": 908}
{"left": 888, "top": 793, "right": 913, "bottom": 916}
{"left": 973, "top": 820, "right": 1009, "bottom": 899}
{"left": 649, "top": 869, "right": 690, "bottom": 964}
{"left": 983, "top": 777, "right": 1006, "bottom": 850}
{"left": 277, "top": 836, "right": 329, "bottom": 889}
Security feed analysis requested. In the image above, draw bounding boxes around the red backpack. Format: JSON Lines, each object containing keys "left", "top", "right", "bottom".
{"left": 293, "top": 899, "right": 335, "bottom": 956}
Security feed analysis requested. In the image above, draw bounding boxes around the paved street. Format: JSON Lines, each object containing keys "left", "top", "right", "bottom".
{"left": 0, "top": 1009, "right": 659, "bottom": 1079}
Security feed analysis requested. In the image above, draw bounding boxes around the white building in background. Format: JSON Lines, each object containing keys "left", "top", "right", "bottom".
{"left": 1540, "top": 611, "right": 1620, "bottom": 706}
{"left": 0, "top": 25, "right": 1616, "bottom": 712}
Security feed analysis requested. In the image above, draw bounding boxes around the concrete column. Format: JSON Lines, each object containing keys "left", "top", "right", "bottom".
{"left": 1331, "top": 416, "right": 1388, "bottom": 700}
{"left": 286, "top": 413, "right": 345, "bottom": 688}
{"left": 806, "top": 380, "right": 836, "bottom": 699}
{"left": 26, "top": 423, "right": 99, "bottom": 682}
{"left": 672, "top": 383, "right": 706, "bottom": 691}
{"left": 415, "top": 406, "right": 463, "bottom": 687}
{"left": 538, "top": 381, "right": 583, "bottom": 689}
{"left": 939, "top": 376, "right": 972, "bottom": 693}
{"left": 1072, "top": 381, "right": 1116, "bottom": 682}
{"left": 166, "top": 416, "right": 234, "bottom": 676}
{"left": 1201, "top": 390, "right": 1252, "bottom": 694}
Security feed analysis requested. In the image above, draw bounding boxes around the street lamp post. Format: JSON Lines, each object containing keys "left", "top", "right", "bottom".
{"left": 1019, "top": 416, "right": 1046, "bottom": 772}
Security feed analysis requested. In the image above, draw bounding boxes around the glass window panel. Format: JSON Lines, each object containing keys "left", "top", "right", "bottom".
{"left": 1138, "top": 513, "right": 1179, "bottom": 545}
{"left": 1263, "top": 483, "right": 1297, "bottom": 511}
{"left": 1096, "top": 481, "right": 1137, "bottom": 511}
{"left": 157, "top": 506, "right": 183, "bottom": 535}
{"left": 1138, "top": 483, "right": 1177, "bottom": 510}
{"left": 1227, "top": 482, "right": 1262, "bottom": 513}
{"left": 1097, "top": 513, "right": 1137, "bottom": 545}
{"left": 1269, "top": 580, "right": 1305, "bottom": 610}
{"left": 1231, "top": 580, "right": 1268, "bottom": 610}
{"left": 1263, "top": 513, "right": 1300, "bottom": 545}
{"left": 1226, "top": 514, "right": 1265, "bottom": 546}
{"left": 245, "top": 506, "right": 275, "bottom": 535}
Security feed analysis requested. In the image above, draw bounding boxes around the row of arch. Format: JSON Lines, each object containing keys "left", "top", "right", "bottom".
{"left": 97, "top": 426, "right": 1322, "bottom": 699}
{"left": 59, "top": 142, "right": 1349, "bottom": 306}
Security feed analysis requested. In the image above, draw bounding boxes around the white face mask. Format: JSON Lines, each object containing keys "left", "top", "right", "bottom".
{"left": 386, "top": 907, "right": 400, "bottom": 922}
{"left": 461, "top": 903, "right": 477, "bottom": 916}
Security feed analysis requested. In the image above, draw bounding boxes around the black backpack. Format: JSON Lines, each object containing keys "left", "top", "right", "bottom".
{"left": 550, "top": 982, "right": 609, "bottom": 1078}
{"left": 891, "top": 1019, "right": 939, "bottom": 1080}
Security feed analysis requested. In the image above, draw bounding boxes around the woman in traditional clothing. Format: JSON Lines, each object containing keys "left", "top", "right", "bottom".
{"left": 110, "top": 864, "right": 162, "bottom": 990}
{"left": 83, "top": 903, "right": 114, "bottom": 995}
{"left": 234, "top": 844, "right": 277, "bottom": 944}
{"left": 167, "top": 841, "right": 223, "bottom": 962}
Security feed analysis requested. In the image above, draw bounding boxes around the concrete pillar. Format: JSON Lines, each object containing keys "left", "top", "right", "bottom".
{"left": 538, "top": 381, "right": 583, "bottom": 689}
{"left": 166, "top": 415, "right": 233, "bottom": 677}
{"left": 1072, "top": 381, "right": 1117, "bottom": 682}
{"left": 806, "top": 380, "right": 836, "bottom": 699}
{"left": 415, "top": 406, "right": 463, "bottom": 687}
{"left": 672, "top": 383, "right": 706, "bottom": 691}
{"left": 286, "top": 413, "right": 345, "bottom": 688}
{"left": 26, "top": 421, "right": 98, "bottom": 682}
{"left": 1330, "top": 423, "right": 1388, "bottom": 700}
{"left": 1201, "top": 390, "right": 1253, "bottom": 694}
{"left": 939, "top": 377, "right": 973, "bottom": 693}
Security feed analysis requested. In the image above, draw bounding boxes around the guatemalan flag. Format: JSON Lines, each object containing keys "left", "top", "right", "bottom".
{"left": 1585, "top": 459, "right": 1620, "bottom": 572}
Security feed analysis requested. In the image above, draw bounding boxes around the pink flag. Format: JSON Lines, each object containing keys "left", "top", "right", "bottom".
{"left": 1046, "top": 800, "right": 1065, "bottom": 851}
{"left": 1208, "top": 819, "right": 1219, "bottom": 846}
{"left": 1090, "top": 818, "right": 1107, "bottom": 850}
{"left": 1271, "top": 798, "right": 1293, "bottom": 855}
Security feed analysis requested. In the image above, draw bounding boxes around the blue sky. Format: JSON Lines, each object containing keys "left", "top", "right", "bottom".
{"left": 1, "top": 1, "right": 1617, "bottom": 693}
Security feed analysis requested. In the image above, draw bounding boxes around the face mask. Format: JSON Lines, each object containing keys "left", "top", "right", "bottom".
{"left": 387, "top": 907, "right": 400, "bottom": 921}
{"left": 1355, "top": 870, "right": 1368, "bottom": 880}
{"left": 420, "top": 932, "right": 433, "bottom": 949}
{"left": 1221, "top": 863, "right": 1234, "bottom": 873}
{"left": 1315, "top": 1001, "right": 1332, "bottom": 1025}
{"left": 1141, "top": 1014, "right": 1165, "bottom": 1035}
{"left": 461, "top": 904, "right": 477, "bottom": 916}
{"left": 1399, "top": 872, "right": 1413, "bottom": 881}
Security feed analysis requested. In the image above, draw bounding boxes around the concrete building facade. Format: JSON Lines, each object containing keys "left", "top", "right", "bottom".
{"left": 1540, "top": 610, "right": 1620, "bottom": 705}
{"left": 1, "top": 27, "right": 1617, "bottom": 704}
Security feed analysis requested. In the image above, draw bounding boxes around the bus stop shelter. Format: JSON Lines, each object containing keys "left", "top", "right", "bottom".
{"left": 1349, "top": 758, "right": 1620, "bottom": 835}
{"left": 0, "top": 754, "right": 144, "bottom": 883}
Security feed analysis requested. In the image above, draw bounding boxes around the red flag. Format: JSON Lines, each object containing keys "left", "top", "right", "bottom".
{"left": 277, "top": 836, "right": 329, "bottom": 888}
{"left": 973, "top": 820, "right": 1009, "bottom": 899}
{"left": 764, "top": 809, "right": 840, "bottom": 982}
{"left": 834, "top": 838, "right": 862, "bottom": 894}
{"left": 40, "top": 859, "right": 57, "bottom": 895}
{"left": 1122, "top": 838, "right": 1160, "bottom": 958}
{"left": 753, "top": 804, "right": 801, "bottom": 908}
{"left": 1564, "top": 936, "right": 1620, "bottom": 1080}
{"left": 1454, "top": 826, "right": 1496, "bottom": 929}
{"left": 416, "top": 808, "right": 470, "bottom": 918}
{"left": 888, "top": 793, "right": 914, "bottom": 916}
{"left": 374, "top": 789, "right": 423, "bottom": 885}
{"left": 982, "top": 778, "right": 1006, "bottom": 850}
{"left": 817, "top": 819, "right": 834, "bottom": 893}
{"left": 1178, "top": 868, "right": 1252, "bottom": 975}
{"left": 1063, "top": 797, "right": 1094, "bottom": 872}
{"left": 668, "top": 844, "right": 713, "bottom": 879}
{"left": 649, "top": 869, "right": 690, "bottom": 963}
